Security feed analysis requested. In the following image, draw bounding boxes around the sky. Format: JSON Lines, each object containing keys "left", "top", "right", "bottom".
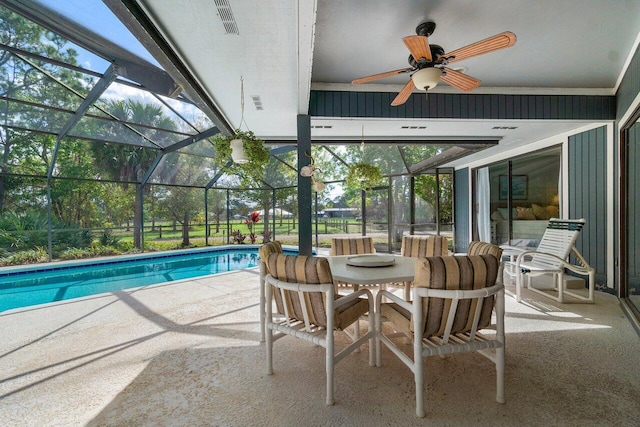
{"left": 36, "top": 0, "right": 159, "bottom": 70}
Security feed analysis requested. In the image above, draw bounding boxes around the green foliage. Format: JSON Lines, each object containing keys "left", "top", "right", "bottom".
{"left": 58, "top": 245, "right": 122, "bottom": 260}
{"left": 0, "top": 247, "right": 48, "bottom": 266}
{"left": 99, "top": 229, "right": 121, "bottom": 246}
{"left": 0, "top": 210, "right": 93, "bottom": 255}
{"left": 213, "top": 129, "right": 270, "bottom": 181}
{"left": 346, "top": 162, "right": 383, "bottom": 191}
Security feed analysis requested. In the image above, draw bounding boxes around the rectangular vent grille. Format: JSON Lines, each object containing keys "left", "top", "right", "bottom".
{"left": 311, "top": 125, "right": 333, "bottom": 129}
{"left": 492, "top": 126, "right": 518, "bottom": 130}
{"left": 214, "top": 0, "right": 239, "bottom": 34}
{"left": 401, "top": 125, "right": 427, "bottom": 129}
{"left": 251, "top": 95, "right": 263, "bottom": 110}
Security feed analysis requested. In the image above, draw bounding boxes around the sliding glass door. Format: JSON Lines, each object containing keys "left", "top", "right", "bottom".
{"left": 474, "top": 148, "right": 561, "bottom": 248}
{"left": 623, "top": 116, "right": 640, "bottom": 316}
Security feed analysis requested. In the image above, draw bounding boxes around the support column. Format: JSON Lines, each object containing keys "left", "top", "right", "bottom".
{"left": 297, "top": 115, "right": 312, "bottom": 255}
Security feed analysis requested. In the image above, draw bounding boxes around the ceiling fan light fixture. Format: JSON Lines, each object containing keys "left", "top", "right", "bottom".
{"left": 411, "top": 68, "right": 442, "bottom": 91}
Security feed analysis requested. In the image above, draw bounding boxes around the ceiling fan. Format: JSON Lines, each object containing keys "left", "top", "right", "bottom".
{"left": 351, "top": 22, "right": 516, "bottom": 106}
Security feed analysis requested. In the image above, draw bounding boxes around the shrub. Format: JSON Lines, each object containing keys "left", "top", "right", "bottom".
{"left": 0, "top": 247, "right": 48, "bottom": 266}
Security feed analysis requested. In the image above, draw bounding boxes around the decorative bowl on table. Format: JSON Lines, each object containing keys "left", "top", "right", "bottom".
{"left": 346, "top": 255, "right": 395, "bottom": 268}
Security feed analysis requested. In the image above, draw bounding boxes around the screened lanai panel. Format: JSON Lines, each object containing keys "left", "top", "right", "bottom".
{"left": 0, "top": 128, "right": 52, "bottom": 175}
{"left": 173, "top": 137, "right": 217, "bottom": 158}
{"left": 4, "top": 56, "right": 98, "bottom": 111}
{"left": 2, "top": 100, "right": 72, "bottom": 135}
{"left": 263, "top": 149, "right": 298, "bottom": 188}
{"left": 93, "top": 81, "right": 199, "bottom": 140}
{"left": 402, "top": 145, "right": 454, "bottom": 170}
{"left": 69, "top": 114, "right": 159, "bottom": 148}
{"left": 148, "top": 151, "right": 218, "bottom": 187}
{"left": 158, "top": 95, "right": 214, "bottom": 133}
{"left": 314, "top": 145, "right": 349, "bottom": 181}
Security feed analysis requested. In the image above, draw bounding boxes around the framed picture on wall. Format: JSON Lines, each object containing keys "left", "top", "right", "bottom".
{"left": 499, "top": 175, "right": 527, "bottom": 200}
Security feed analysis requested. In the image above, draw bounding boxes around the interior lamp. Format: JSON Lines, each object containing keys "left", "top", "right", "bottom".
{"left": 411, "top": 67, "right": 442, "bottom": 91}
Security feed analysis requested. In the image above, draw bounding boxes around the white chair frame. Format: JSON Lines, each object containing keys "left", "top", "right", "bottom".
{"left": 375, "top": 279, "right": 505, "bottom": 418}
{"left": 503, "top": 218, "right": 595, "bottom": 303}
{"left": 265, "top": 274, "right": 375, "bottom": 405}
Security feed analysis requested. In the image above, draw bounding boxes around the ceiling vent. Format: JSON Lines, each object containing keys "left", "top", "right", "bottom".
{"left": 214, "top": 0, "right": 239, "bottom": 35}
{"left": 311, "top": 125, "right": 333, "bottom": 129}
{"left": 401, "top": 125, "right": 427, "bottom": 129}
{"left": 492, "top": 126, "right": 518, "bottom": 130}
{"left": 251, "top": 95, "right": 263, "bottom": 110}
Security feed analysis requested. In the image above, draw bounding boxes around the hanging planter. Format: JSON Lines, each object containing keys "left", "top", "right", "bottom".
{"left": 346, "top": 162, "right": 383, "bottom": 191}
{"left": 213, "top": 129, "right": 269, "bottom": 175}
{"left": 230, "top": 138, "right": 248, "bottom": 164}
{"left": 213, "top": 77, "right": 270, "bottom": 179}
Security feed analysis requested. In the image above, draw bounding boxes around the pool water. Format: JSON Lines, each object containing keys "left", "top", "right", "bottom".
{"left": 0, "top": 248, "right": 282, "bottom": 312}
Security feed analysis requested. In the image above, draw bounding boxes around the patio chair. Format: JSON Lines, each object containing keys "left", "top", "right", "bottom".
{"left": 330, "top": 237, "right": 376, "bottom": 292}
{"left": 259, "top": 241, "right": 283, "bottom": 342}
{"left": 264, "top": 253, "right": 375, "bottom": 405}
{"left": 467, "top": 241, "right": 503, "bottom": 260}
{"left": 399, "top": 235, "right": 449, "bottom": 300}
{"left": 375, "top": 255, "right": 505, "bottom": 417}
{"left": 503, "top": 218, "right": 595, "bottom": 303}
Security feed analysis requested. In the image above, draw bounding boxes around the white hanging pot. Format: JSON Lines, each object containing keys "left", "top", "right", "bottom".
{"left": 230, "top": 138, "right": 249, "bottom": 164}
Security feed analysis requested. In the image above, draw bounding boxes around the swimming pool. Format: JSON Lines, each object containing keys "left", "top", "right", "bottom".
{"left": 0, "top": 246, "right": 297, "bottom": 313}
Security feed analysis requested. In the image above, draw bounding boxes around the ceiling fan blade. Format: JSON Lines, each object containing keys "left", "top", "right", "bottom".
{"left": 442, "top": 31, "right": 516, "bottom": 64}
{"left": 403, "top": 35, "right": 432, "bottom": 61}
{"left": 391, "top": 79, "right": 416, "bottom": 106}
{"left": 352, "top": 68, "right": 413, "bottom": 84}
{"left": 441, "top": 67, "right": 481, "bottom": 92}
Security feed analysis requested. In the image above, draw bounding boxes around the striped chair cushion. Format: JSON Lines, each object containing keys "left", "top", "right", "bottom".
{"left": 259, "top": 241, "right": 285, "bottom": 313}
{"left": 380, "top": 255, "right": 499, "bottom": 339}
{"left": 267, "top": 253, "right": 368, "bottom": 330}
{"left": 259, "top": 241, "right": 283, "bottom": 270}
{"left": 330, "top": 237, "right": 375, "bottom": 256}
{"left": 467, "top": 241, "right": 503, "bottom": 260}
{"left": 401, "top": 235, "right": 449, "bottom": 258}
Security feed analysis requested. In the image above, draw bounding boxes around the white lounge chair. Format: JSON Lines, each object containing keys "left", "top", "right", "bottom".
{"left": 503, "top": 218, "right": 595, "bottom": 303}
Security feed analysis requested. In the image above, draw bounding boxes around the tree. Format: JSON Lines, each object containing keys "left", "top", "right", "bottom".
{"left": 0, "top": 8, "right": 86, "bottom": 212}
{"left": 91, "top": 99, "right": 177, "bottom": 248}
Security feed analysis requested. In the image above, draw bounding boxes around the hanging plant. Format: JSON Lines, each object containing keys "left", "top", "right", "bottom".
{"left": 213, "top": 77, "right": 270, "bottom": 180}
{"left": 213, "top": 129, "right": 269, "bottom": 171}
{"left": 346, "top": 162, "right": 383, "bottom": 191}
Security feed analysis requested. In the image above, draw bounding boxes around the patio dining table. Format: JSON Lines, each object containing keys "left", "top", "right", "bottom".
{"left": 327, "top": 254, "right": 416, "bottom": 288}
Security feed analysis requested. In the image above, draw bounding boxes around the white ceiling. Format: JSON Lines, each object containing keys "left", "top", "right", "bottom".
{"left": 136, "top": 0, "right": 640, "bottom": 162}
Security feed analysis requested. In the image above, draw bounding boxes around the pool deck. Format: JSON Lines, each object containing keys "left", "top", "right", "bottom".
{"left": 1, "top": 268, "right": 639, "bottom": 426}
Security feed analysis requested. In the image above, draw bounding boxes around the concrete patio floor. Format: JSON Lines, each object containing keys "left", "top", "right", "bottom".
{"left": 1, "top": 267, "right": 639, "bottom": 426}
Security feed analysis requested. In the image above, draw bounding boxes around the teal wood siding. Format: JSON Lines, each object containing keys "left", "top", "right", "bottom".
{"left": 310, "top": 91, "right": 616, "bottom": 120}
{"left": 568, "top": 126, "right": 608, "bottom": 287}
{"left": 617, "top": 43, "right": 640, "bottom": 122}
{"left": 454, "top": 168, "right": 470, "bottom": 253}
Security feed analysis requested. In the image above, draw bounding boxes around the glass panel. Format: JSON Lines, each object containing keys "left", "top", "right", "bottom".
{"left": 438, "top": 170, "right": 454, "bottom": 250}
{"left": 487, "top": 162, "right": 509, "bottom": 245}
{"left": 510, "top": 151, "right": 560, "bottom": 249}
{"left": 391, "top": 175, "right": 410, "bottom": 252}
{"left": 627, "top": 119, "right": 640, "bottom": 313}
{"left": 365, "top": 187, "right": 390, "bottom": 253}
{"left": 414, "top": 173, "right": 438, "bottom": 235}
